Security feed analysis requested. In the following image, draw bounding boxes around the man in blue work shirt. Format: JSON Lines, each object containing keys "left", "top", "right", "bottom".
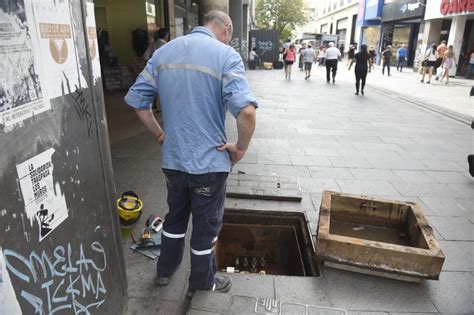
{"left": 124, "top": 10, "right": 257, "bottom": 298}
{"left": 396, "top": 44, "right": 407, "bottom": 72}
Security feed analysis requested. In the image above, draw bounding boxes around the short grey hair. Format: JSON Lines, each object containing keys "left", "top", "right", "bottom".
{"left": 203, "top": 10, "right": 230, "bottom": 27}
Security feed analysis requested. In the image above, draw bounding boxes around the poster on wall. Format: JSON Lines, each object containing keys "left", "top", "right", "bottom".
{"left": 0, "top": 0, "right": 51, "bottom": 130}
{"left": 31, "top": 0, "right": 88, "bottom": 98}
{"left": 16, "top": 148, "right": 68, "bottom": 242}
{"left": 86, "top": 2, "right": 101, "bottom": 82}
{"left": 0, "top": 247, "right": 22, "bottom": 315}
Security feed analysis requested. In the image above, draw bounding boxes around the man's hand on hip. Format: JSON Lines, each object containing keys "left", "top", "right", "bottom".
{"left": 218, "top": 143, "right": 246, "bottom": 166}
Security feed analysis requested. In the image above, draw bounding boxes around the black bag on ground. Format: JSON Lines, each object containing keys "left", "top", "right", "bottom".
{"left": 273, "top": 61, "right": 284, "bottom": 69}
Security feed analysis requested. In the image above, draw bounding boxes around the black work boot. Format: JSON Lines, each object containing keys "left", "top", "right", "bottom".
{"left": 468, "top": 155, "right": 474, "bottom": 177}
{"left": 187, "top": 275, "right": 232, "bottom": 299}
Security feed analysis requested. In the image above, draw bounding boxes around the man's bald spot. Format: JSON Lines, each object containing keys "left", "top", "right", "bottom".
{"left": 203, "top": 10, "right": 231, "bottom": 28}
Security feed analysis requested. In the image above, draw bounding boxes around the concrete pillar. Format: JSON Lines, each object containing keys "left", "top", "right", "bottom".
{"left": 229, "top": 0, "right": 243, "bottom": 57}
{"left": 421, "top": 19, "right": 442, "bottom": 46}
{"left": 447, "top": 16, "right": 467, "bottom": 76}
{"left": 242, "top": 4, "right": 249, "bottom": 59}
{"left": 168, "top": 0, "right": 176, "bottom": 39}
{"left": 198, "top": 0, "right": 229, "bottom": 23}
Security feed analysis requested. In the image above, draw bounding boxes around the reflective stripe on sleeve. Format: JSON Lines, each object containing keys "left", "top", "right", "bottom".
{"left": 140, "top": 68, "right": 157, "bottom": 88}
{"left": 157, "top": 63, "right": 221, "bottom": 81}
{"left": 191, "top": 246, "right": 215, "bottom": 256}
{"left": 162, "top": 230, "right": 186, "bottom": 238}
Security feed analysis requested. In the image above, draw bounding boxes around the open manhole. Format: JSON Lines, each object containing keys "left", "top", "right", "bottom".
{"left": 216, "top": 209, "right": 319, "bottom": 277}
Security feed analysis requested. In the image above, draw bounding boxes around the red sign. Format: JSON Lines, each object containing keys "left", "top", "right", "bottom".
{"left": 440, "top": 0, "right": 474, "bottom": 15}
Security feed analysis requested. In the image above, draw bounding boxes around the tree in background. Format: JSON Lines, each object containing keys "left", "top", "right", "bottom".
{"left": 255, "top": 0, "right": 309, "bottom": 43}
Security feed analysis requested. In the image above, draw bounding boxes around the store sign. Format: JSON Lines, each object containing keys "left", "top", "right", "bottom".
{"left": 425, "top": 0, "right": 474, "bottom": 19}
{"left": 382, "top": 0, "right": 426, "bottom": 22}
{"left": 400, "top": 2, "right": 421, "bottom": 13}
{"left": 440, "top": 0, "right": 474, "bottom": 15}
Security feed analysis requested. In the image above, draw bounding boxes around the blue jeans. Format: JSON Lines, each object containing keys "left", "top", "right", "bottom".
{"left": 157, "top": 169, "right": 228, "bottom": 291}
{"left": 397, "top": 57, "right": 406, "bottom": 71}
{"left": 467, "top": 63, "right": 474, "bottom": 79}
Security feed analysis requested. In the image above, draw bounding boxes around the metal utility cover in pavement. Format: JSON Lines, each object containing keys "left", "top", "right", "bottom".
{"left": 226, "top": 173, "right": 302, "bottom": 201}
{"left": 316, "top": 191, "right": 445, "bottom": 282}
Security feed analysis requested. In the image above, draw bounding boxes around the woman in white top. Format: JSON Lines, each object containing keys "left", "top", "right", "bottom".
{"left": 440, "top": 45, "right": 456, "bottom": 84}
{"left": 421, "top": 44, "right": 438, "bottom": 83}
{"left": 318, "top": 47, "right": 325, "bottom": 67}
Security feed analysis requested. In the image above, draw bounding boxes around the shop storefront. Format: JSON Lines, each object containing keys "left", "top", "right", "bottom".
{"left": 424, "top": 0, "right": 474, "bottom": 77}
{"left": 357, "top": 0, "right": 383, "bottom": 63}
{"left": 380, "top": 0, "right": 426, "bottom": 67}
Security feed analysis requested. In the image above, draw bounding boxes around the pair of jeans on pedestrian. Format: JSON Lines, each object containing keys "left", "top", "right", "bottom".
{"left": 382, "top": 61, "right": 390, "bottom": 75}
{"left": 467, "top": 63, "right": 474, "bottom": 79}
{"left": 397, "top": 57, "right": 406, "bottom": 71}
{"left": 157, "top": 170, "right": 228, "bottom": 291}
{"left": 355, "top": 65, "right": 368, "bottom": 94}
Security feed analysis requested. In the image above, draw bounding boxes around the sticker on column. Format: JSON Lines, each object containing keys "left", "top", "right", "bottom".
{"left": 16, "top": 148, "right": 68, "bottom": 241}
{"left": 86, "top": 2, "right": 101, "bottom": 82}
{"left": 31, "top": 0, "right": 88, "bottom": 99}
{"left": 0, "top": 247, "right": 22, "bottom": 315}
{"left": 0, "top": 0, "right": 51, "bottom": 131}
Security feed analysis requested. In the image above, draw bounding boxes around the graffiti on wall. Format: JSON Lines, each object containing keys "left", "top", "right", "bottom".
{"left": 3, "top": 240, "right": 107, "bottom": 314}
{"left": 66, "top": 79, "right": 94, "bottom": 137}
{"left": 257, "top": 40, "right": 274, "bottom": 52}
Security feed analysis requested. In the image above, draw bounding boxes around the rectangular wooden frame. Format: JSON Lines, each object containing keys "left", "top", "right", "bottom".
{"left": 316, "top": 191, "right": 445, "bottom": 281}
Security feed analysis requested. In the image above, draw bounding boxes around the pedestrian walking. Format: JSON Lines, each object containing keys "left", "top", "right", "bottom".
{"left": 324, "top": 42, "right": 341, "bottom": 83}
{"left": 466, "top": 49, "right": 474, "bottom": 79}
{"left": 396, "top": 44, "right": 407, "bottom": 72}
{"left": 318, "top": 46, "right": 326, "bottom": 67}
{"left": 369, "top": 45, "right": 376, "bottom": 70}
{"left": 435, "top": 40, "right": 447, "bottom": 80}
{"left": 381, "top": 45, "right": 392, "bottom": 76}
{"left": 347, "top": 44, "right": 355, "bottom": 66}
{"left": 302, "top": 44, "right": 316, "bottom": 80}
{"left": 124, "top": 10, "right": 257, "bottom": 298}
{"left": 298, "top": 44, "right": 306, "bottom": 71}
{"left": 420, "top": 44, "right": 438, "bottom": 83}
{"left": 283, "top": 44, "right": 296, "bottom": 79}
{"left": 143, "top": 28, "right": 169, "bottom": 60}
{"left": 348, "top": 44, "right": 372, "bottom": 95}
{"left": 439, "top": 45, "right": 457, "bottom": 84}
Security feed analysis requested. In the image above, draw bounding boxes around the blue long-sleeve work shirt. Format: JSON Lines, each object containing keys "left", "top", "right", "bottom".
{"left": 124, "top": 27, "right": 257, "bottom": 174}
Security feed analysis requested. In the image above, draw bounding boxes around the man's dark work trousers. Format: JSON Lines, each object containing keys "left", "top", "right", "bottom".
{"left": 157, "top": 170, "right": 228, "bottom": 291}
{"left": 325, "top": 59, "right": 338, "bottom": 82}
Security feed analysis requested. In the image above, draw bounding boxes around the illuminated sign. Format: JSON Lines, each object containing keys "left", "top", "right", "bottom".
{"left": 440, "top": 0, "right": 474, "bottom": 15}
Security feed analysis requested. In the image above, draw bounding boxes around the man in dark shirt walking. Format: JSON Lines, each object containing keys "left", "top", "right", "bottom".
{"left": 382, "top": 45, "right": 392, "bottom": 76}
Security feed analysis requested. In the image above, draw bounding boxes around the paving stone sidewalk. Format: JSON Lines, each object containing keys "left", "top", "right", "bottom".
{"left": 113, "top": 65, "right": 473, "bottom": 314}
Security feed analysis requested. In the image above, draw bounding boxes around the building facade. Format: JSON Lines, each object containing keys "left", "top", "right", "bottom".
{"left": 314, "top": 0, "right": 361, "bottom": 54}
{"left": 422, "top": 0, "right": 474, "bottom": 76}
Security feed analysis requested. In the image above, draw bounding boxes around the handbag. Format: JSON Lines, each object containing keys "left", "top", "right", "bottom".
{"left": 421, "top": 59, "right": 428, "bottom": 67}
